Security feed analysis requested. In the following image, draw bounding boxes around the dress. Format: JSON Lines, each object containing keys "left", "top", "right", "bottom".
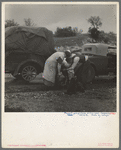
{"left": 42, "top": 52, "right": 65, "bottom": 86}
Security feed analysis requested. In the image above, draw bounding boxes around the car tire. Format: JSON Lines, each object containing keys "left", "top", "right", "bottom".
{"left": 20, "top": 64, "right": 38, "bottom": 82}
{"left": 86, "top": 65, "right": 95, "bottom": 83}
{"left": 77, "top": 62, "right": 95, "bottom": 84}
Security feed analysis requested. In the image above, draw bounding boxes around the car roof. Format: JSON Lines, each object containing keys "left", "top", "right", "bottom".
{"left": 83, "top": 43, "right": 108, "bottom": 48}
{"left": 83, "top": 43, "right": 116, "bottom": 49}
{"left": 82, "top": 43, "right": 109, "bottom": 56}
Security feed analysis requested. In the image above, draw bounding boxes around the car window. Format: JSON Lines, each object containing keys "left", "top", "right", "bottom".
{"left": 84, "top": 47, "right": 92, "bottom": 51}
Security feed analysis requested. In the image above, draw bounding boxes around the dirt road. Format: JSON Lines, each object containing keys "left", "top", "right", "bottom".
{"left": 5, "top": 74, "right": 116, "bottom": 112}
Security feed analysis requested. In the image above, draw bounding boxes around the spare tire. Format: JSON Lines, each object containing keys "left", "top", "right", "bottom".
{"left": 76, "top": 61, "right": 95, "bottom": 83}
{"left": 86, "top": 65, "right": 95, "bottom": 83}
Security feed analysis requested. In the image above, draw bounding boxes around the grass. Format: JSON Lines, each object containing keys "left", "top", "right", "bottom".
{"left": 53, "top": 33, "right": 116, "bottom": 52}
{"left": 54, "top": 34, "right": 90, "bottom": 49}
{"left": 5, "top": 76, "right": 116, "bottom": 112}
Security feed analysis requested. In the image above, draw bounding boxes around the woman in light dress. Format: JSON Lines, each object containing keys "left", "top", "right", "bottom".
{"left": 42, "top": 50, "right": 71, "bottom": 86}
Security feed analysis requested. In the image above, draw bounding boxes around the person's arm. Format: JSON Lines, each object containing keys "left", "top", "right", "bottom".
{"left": 68, "top": 57, "right": 80, "bottom": 70}
{"left": 57, "top": 57, "right": 63, "bottom": 64}
{"left": 57, "top": 63, "right": 62, "bottom": 76}
{"left": 56, "top": 57, "right": 63, "bottom": 76}
{"left": 62, "top": 58, "right": 71, "bottom": 68}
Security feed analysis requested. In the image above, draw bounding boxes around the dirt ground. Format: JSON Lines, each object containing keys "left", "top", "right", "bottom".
{"left": 4, "top": 73, "right": 116, "bottom": 112}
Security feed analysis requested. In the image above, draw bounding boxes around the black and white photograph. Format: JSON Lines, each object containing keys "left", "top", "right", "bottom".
{"left": 2, "top": 2, "right": 119, "bottom": 148}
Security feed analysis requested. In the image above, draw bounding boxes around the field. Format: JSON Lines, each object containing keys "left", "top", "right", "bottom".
{"left": 53, "top": 34, "right": 116, "bottom": 53}
{"left": 54, "top": 34, "right": 90, "bottom": 52}
{"left": 54, "top": 34, "right": 89, "bottom": 47}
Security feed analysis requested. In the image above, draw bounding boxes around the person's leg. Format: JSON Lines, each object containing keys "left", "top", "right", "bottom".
{"left": 65, "top": 71, "right": 76, "bottom": 95}
{"left": 77, "top": 81, "right": 85, "bottom": 93}
{"left": 65, "top": 77, "right": 77, "bottom": 95}
{"left": 62, "top": 70, "right": 69, "bottom": 87}
{"left": 43, "top": 78, "right": 55, "bottom": 91}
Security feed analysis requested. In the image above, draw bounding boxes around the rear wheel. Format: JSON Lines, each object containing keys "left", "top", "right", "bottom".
{"left": 21, "top": 64, "right": 38, "bottom": 82}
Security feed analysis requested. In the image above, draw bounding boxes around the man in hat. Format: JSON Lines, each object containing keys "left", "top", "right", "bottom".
{"left": 62, "top": 51, "right": 89, "bottom": 94}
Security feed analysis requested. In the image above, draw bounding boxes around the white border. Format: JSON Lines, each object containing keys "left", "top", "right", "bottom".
{"left": 2, "top": 2, "right": 119, "bottom": 148}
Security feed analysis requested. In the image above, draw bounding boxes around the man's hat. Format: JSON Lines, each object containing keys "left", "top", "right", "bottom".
{"left": 65, "top": 50, "right": 71, "bottom": 57}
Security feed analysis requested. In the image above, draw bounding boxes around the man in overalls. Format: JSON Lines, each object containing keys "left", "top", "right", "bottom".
{"left": 61, "top": 52, "right": 89, "bottom": 94}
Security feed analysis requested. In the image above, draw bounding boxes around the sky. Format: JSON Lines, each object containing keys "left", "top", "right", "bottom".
{"left": 5, "top": 3, "right": 117, "bottom": 34}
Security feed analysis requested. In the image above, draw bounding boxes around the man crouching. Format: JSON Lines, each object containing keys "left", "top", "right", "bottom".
{"left": 61, "top": 52, "right": 89, "bottom": 94}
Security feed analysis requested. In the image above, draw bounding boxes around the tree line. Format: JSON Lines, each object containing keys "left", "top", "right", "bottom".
{"left": 5, "top": 18, "right": 35, "bottom": 28}
{"left": 87, "top": 16, "right": 116, "bottom": 44}
{"left": 5, "top": 17, "right": 116, "bottom": 44}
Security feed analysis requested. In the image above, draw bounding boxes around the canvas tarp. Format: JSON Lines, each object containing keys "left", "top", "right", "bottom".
{"left": 5, "top": 26, "right": 55, "bottom": 57}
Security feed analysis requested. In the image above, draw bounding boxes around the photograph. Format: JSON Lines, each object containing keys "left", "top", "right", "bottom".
{"left": 4, "top": 2, "right": 118, "bottom": 112}
{"left": 2, "top": 2, "right": 119, "bottom": 148}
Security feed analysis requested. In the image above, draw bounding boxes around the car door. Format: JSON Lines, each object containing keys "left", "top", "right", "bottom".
{"left": 88, "top": 55, "right": 108, "bottom": 75}
{"left": 5, "top": 50, "right": 29, "bottom": 73}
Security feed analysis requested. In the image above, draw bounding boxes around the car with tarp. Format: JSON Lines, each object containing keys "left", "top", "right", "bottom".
{"left": 5, "top": 26, "right": 55, "bottom": 81}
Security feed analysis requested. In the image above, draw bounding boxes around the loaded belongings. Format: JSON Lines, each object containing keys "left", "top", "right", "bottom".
{"left": 5, "top": 26, "right": 55, "bottom": 57}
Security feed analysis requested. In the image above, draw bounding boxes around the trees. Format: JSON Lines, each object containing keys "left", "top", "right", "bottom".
{"left": 88, "top": 16, "right": 102, "bottom": 42}
{"left": 88, "top": 27, "right": 100, "bottom": 41}
{"left": 5, "top": 19, "right": 19, "bottom": 28}
{"left": 24, "top": 18, "right": 36, "bottom": 26}
{"left": 5, "top": 18, "right": 36, "bottom": 28}
{"left": 73, "top": 27, "right": 78, "bottom": 34}
{"left": 88, "top": 16, "right": 102, "bottom": 29}
{"left": 79, "top": 29, "right": 83, "bottom": 34}
{"left": 87, "top": 16, "right": 116, "bottom": 44}
{"left": 98, "top": 31, "right": 116, "bottom": 44}
{"left": 54, "top": 26, "right": 77, "bottom": 37}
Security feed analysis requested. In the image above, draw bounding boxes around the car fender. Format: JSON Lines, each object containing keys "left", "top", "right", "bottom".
{"left": 13, "top": 59, "right": 43, "bottom": 76}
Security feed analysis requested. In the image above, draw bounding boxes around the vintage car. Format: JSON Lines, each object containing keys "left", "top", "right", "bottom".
{"left": 5, "top": 28, "right": 116, "bottom": 84}
{"left": 5, "top": 26, "right": 55, "bottom": 81}
{"left": 81, "top": 43, "right": 116, "bottom": 82}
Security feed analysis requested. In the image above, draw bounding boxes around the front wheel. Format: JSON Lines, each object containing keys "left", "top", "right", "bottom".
{"left": 21, "top": 64, "right": 38, "bottom": 82}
